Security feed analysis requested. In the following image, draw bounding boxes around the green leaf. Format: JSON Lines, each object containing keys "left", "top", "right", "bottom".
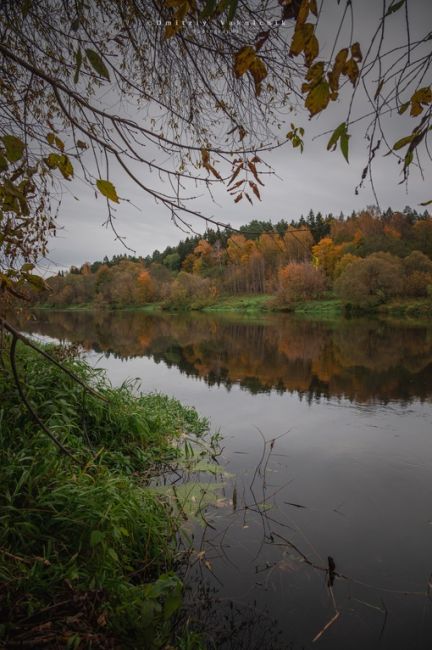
{"left": 21, "top": 263, "right": 34, "bottom": 272}
{"left": 96, "top": 179, "right": 119, "bottom": 203}
{"left": 386, "top": 0, "right": 406, "bottom": 15}
{"left": 21, "top": 0, "right": 31, "bottom": 17}
{"left": 2, "top": 135, "right": 25, "bottom": 163}
{"left": 404, "top": 151, "right": 413, "bottom": 167}
{"left": 420, "top": 199, "right": 432, "bottom": 206}
{"left": 140, "top": 600, "right": 156, "bottom": 628}
{"left": 0, "top": 154, "right": 8, "bottom": 172}
{"left": 107, "top": 547, "right": 118, "bottom": 562}
{"left": 226, "top": 0, "right": 239, "bottom": 23}
{"left": 74, "top": 48, "right": 82, "bottom": 84}
{"left": 45, "top": 153, "right": 73, "bottom": 179}
{"left": 85, "top": 49, "right": 110, "bottom": 81}
{"left": 340, "top": 131, "right": 350, "bottom": 163}
{"left": 90, "top": 530, "right": 104, "bottom": 547}
{"left": 47, "top": 132, "right": 64, "bottom": 151}
{"left": 163, "top": 590, "right": 182, "bottom": 620}
{"left": 200, "top": 0, "right": 217, "bottom": 18}
{"left": 327, "top": 122, "right": 346, "bottom": 151}
{"left": 25, "top": 274, "right": 46, "bottom": 290}
{"left": 393, "top": 134, "right": 415, "bottom": 150}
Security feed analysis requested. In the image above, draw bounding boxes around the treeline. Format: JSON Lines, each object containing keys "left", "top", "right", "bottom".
{"left": 36, "top": 206, "right": 432, "bottom": 311}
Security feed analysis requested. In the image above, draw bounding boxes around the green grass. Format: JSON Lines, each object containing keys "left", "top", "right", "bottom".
{"left": 202, "top": 294, "right": 273, "bottom": 312}
{"left": 292, "top": 298, "right": 343, "bottom": 317}
{"left": 0, "top": 340, "right": 209, "bottom": 648}
{"left": 377, "top": 297, "right": 432, "bottom": 318}
{"left": 35, "top": 302, "right": 164, "bottom": 312}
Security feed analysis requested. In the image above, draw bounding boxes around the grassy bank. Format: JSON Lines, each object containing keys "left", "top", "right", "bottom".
{"left": 201, "top": 294, "right": 273, "bottom": 312}
{"left": 33, "top": 295, "right": 432, "bottom": 320}
{"left": 0, "top": 338, "right": 210, "bottom": 648}
{"left": 35, "top": 302, "right": 164, "bottom": 313}
{"left": 377, "top": 298, "right": 432, "bottom": 318}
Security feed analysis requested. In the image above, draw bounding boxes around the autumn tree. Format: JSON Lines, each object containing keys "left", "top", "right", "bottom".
{"left": 402, "top": 251, "right": 432, "bottom": 297}
{"left": 277, "top": 261, "right": 327, "bottom": 304}
{"left": 334, "top": 252, "right": 404, "bottom": 309}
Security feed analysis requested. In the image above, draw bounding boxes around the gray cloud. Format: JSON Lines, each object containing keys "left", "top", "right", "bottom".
{"left": 41, "top": 0, "right": 432, "bottom": 273}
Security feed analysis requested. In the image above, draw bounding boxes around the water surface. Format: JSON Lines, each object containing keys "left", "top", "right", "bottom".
{"left": 14, "top": 309, "right": 432, "bottom": 649}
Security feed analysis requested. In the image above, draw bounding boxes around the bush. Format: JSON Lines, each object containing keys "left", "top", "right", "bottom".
{"left": 402, "top": 250, "right": 432, "bottom": 297}
{"left": 334, "top": 253, "right": 360, "bottom": 278}
{"left": 164, "top": 272, "right": 218, "bottom": 309}
{"left": 334, "top": 252, "right": 403, "bottom": 309}
{"left": 276, "top": 262, "right": 327, "bottom": 304}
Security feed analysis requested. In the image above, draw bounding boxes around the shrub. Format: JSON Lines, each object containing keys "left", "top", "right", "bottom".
{"left": 402, "top": 250, "right": 432, "bottom": 297}
{"left": 334, "top": 252, "right": 403, "bottom": 309}
{"left": 276, "top": 262, "right": 327, "bottom": 304}
{"left": 164, "top": 272, "right": 218, "bottom": 309}
{"left": 334, "top": 253, "right": 360, "bottom": 278}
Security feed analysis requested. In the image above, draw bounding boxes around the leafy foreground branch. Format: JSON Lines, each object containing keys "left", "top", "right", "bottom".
{"left": 0, "top": 340, "right": 210, "bottom": 648}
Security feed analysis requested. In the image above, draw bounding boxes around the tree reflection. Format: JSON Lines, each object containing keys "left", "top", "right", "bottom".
{"left": 13, "top": 310, "right": 432, "bottom": 404}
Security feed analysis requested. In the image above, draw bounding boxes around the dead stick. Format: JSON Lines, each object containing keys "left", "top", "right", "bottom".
{"left": 312, "top": 611, "right": 341, "bottom": 643}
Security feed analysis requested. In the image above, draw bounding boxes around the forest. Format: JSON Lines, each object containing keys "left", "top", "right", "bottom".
{"left": 35, "top": 206, "right": 432, "bottom": 312}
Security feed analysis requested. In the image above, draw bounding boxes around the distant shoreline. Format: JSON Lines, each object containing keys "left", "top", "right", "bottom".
{"left": 30, "top": 295, "right": 432, "bottom": 320}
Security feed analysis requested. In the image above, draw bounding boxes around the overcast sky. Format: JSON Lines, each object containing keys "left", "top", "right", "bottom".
{"left": 40, "top": 0, "right": 432, "bottom": 274}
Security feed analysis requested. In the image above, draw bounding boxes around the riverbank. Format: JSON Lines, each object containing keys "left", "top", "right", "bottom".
{"left": 0, "top": 337, "right": 211, "bottom": 647}
{"left": 31, "top": 294, "right": 432, "bottom": 319}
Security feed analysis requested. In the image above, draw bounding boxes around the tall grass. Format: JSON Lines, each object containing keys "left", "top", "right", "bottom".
{"left": 0, "top": 339, "right": 208, "bottom": 648}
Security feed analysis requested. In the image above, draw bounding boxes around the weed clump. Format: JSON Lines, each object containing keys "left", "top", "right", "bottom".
{"left": 0, "top": 341, "right": 209, "bottom": 648}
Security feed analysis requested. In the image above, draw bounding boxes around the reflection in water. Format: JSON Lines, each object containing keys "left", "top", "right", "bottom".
{"left": 13, "top": 309, "right": 432, "bottom": 403}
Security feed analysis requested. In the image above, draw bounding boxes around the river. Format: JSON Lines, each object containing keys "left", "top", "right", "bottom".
{"left": 12, "top": 309, "right": 432, "bottom": 649}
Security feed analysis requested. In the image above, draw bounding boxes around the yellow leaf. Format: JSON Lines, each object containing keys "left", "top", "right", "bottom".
{"left": 290, "top": 22, "right": 314, "bottom": 58}
{"left": 163, "top": 0, "right": 192, "bottom": 38}
{"left": 296, "top": 0, "right": 310, "bottom": 25}
{"left": 290, "top": 25, "right": 305, "bottom": 56}
{"left": 410, "top": 87, "right": 432, "bottom": 116}
{"left": 344, "top": 58, "right": 359, "bottom": 85}
{"left": 55, "top": 136, "right": 64, "bottom": 152}
{"left": 410, "top": 103, "right": 422, "bottom": 117}
{"left": 57, "top": 154, "right": 73, "bottom": 179}
{"left": 309, "top": 0, "right": 318, "bottom": 16}
{"left": 329, "top": 48, "right": 348, "bottom": 90}
{"left": 44, "top": 153, "right": 73, "bottom": 179}
{"left": 249, "top": 56, "right": 267, "bottom": 96}
{"left": 234, "top": 46, "right": 256, "bottom": 77}
{"left": 165, "top": 23, "right": 178, "bottom": 39}
{"left": 305, "top": 81, "right": 330, "bottom": 116}
{"left": 304, "top": 33, "right": 319, "bottom": 66}
{"left": 351, "top": 42, "right": 362, "bottom": 62}
{"left": 305, "top": 61, "right": 324, "bottom": 84}
{"left": 96, "top": 179, "right": 119, "bottom": 202}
